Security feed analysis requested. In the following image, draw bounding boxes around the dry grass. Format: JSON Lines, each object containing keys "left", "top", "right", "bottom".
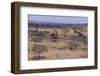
{"left": 28, "top": 28, "right": 88, "bottom": 60}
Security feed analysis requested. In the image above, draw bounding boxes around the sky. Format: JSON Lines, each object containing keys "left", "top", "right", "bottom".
{"left": 28, "top": 15, "right": 88, "bottom": 24}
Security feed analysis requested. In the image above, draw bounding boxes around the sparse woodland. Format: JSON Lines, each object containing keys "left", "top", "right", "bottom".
{"left": 28, "top": 23, "right": 88, "bottom": 60}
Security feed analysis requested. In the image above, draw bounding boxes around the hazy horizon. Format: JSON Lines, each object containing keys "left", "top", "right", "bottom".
{"left": 28, "top": 15, "right": 88, "bottom": 24}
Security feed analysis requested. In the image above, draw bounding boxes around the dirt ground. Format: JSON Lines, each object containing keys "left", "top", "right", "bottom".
{"left": 28, "top": 27, "right": 88, "bottom": 60}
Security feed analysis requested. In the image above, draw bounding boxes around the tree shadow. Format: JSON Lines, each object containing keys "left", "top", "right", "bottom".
{"left": 30, "top": 56, "right": 47, "bottom": 60}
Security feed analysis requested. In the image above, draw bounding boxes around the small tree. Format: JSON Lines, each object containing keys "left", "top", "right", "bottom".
{"left": 32, "top": 36, "right": 43, "bottom": 42}
{"left": 67, "top": 41, "right": 78, "bottom": 50}
{"left": 31, "top": 31, "right": 45, "bottom": 42}
{"left": 32, "top": 44, "right": 47, "bottom": 59}
{"left": 50, "top": 33, "right": 59, "bottom": 42}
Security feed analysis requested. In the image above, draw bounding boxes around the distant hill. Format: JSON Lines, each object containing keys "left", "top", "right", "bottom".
{"left": 28, "top": 22, "right": 87, "bottom": 28}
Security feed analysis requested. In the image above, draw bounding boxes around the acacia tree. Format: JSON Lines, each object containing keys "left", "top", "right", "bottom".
{"left": 32, "top": 44, "right": 48, "bottom": 59}
{"left": 67, "top": 41, "right": 78, "bottom": 50}
{"left": 31, "top": 31, "right": 45, "bottom": 42}
{"left": 50, "top": 33, "right": 59, "bottom": 42}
